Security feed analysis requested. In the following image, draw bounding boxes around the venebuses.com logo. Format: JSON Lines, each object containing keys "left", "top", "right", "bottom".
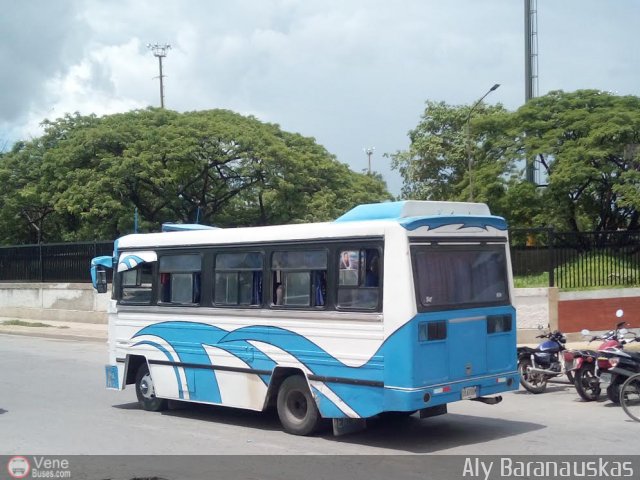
{"left": 7, "top": 456, "right": 30, "bottom": 479}
{"left": 6, "top": 456, "right": 71, "bottom": 479}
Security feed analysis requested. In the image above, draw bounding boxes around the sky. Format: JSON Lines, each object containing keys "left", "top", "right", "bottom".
{"left": 1, "top": 0, "right": 638, "bottom": 195}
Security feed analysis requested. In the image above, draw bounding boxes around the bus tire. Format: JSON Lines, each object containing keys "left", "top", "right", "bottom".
{"left": 135, "top": 363, "right": 168, "bottom": 412}
{"left": 277, "top": 375, "right": 321, "bottom": 436}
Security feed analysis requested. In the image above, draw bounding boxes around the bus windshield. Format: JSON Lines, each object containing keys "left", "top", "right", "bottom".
{"left": 412, "top": 243, "right": 509, "bottom": 310}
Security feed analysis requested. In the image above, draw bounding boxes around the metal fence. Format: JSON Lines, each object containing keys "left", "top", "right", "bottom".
{"left": 1, "top": 230, "right": 639, "bottom": 288}
{"left": 0, "top": 241, "right": 114, "bottom": 283}
{"left": 510, "top": 229, "right": 640, "bottom": 288}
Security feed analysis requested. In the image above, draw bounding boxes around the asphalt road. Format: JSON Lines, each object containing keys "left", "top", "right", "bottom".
{"left": 1, "top": 333, "right": 639, "bottom": 457}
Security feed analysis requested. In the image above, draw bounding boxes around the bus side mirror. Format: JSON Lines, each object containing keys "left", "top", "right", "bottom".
{"left": 96, "top": 268, "right": 108, "bottom": 294}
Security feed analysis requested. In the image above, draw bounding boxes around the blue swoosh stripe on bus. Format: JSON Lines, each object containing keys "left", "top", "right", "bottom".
{"left": 132, "top": 340, "right": 184, "bottom": 399}
{"left": 119, "top": 255, "right": 145, "bottom": 269}
{"left": 133, "top": 323, "right": 227, "bottom": 404}
{"left": 134, "top": 321, "right": 386, "bottom": 417}
{"left": 400, "top": 216, "right": 507, "bottom": 231}
{"left": 133, "top": 322, "right": 279, "bottom": 402}
{"left": 219, "top": 325, "right": 384, "bottom": 382}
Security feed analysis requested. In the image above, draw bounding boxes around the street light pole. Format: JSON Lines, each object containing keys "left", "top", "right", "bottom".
{"left": 466, "top": 83, "right": 500, "bottom": 202}
{"left": 147, "top": 43, "right": 171, "bottom": 108}
{"left": 363, "top": 147, "right": 375, "bottom": 174}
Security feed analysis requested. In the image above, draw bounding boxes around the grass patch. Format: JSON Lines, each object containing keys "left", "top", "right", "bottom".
{"left": 1, "top": 320, "right": 69, "bottom": 329}
{"left": 555, "top": 253, "right": 640, "bottom": 289}
{"left": 514, "top": 272, "right": 549, "bottom": 288}
{"left": 514, "top": 253, "right": 640, "bottom": 290}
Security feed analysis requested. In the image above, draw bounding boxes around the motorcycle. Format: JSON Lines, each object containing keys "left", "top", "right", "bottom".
{"left": 573, "top": 310, "right": 634, "bottom": 402}
{"left": 606, "top": 346, "right": 640, "bottom": 410}
{"left": 518, "top": 327, "right": 575, "bottom": 394}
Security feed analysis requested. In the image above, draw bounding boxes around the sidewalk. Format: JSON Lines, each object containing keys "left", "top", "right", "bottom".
{"left": 0, "top": 317, "right": 107, "bottom": 343}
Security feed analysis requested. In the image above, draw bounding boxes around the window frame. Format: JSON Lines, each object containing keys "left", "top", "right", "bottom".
{"left": 213, "top": 250, "right": 265, "bottom": 308}
{"left": 269, "top": 247, "right": 329, "bottom": 310}
{"left": 157, "top": 253, "right": 203, "bottom": 307}
{"left": 410, "top": 240, "right": 510, "bottom": 313}
{"left": 116, "top": 259, "right": 156, "bottom": 306}
{"left": 335, "top": 244, "right": 383, "bottom": 312}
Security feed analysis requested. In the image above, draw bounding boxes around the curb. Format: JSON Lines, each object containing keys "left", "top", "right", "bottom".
{"left": 0, "top": 330, "right": 106, "bottom": 343}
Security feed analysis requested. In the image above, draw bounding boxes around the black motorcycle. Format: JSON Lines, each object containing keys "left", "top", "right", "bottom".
{"left": 518, "top": 329, "right": 574, "bottom": 394}
{"left": 604, "top": 342, "right": 640, "bottom": 407}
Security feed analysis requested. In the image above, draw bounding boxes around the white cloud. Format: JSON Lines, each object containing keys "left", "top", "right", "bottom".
{"left": 2, "top": 0, "right": 639, "bottom": 194}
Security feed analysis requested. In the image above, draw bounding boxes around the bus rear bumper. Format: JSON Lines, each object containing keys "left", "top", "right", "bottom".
{"left": 383, "top": 371, "right": 519, "bottom": 412}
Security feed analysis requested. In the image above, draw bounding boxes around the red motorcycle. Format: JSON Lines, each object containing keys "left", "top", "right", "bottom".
{"left": 573, "top": 310, "right": 631, "bottom": 402}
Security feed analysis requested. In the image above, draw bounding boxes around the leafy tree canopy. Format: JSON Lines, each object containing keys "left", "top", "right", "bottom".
{"left": 391, "top": 90, "right": 640, "bottom": 232}
{"left": 0, "top": 108, "right": 391, "bottom": 244}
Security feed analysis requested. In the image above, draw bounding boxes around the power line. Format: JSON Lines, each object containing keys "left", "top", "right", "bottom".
{"left": 147, "top": 43, "right": 171, "bottom": 108}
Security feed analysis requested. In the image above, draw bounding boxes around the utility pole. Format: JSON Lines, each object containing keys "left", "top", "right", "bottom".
{"left": 147, "top": 43, "right": 171, "bottom": 108}
{"left": 524, "top": 0, "right": 539, "bottom": 183}
{"left": 363, "top": 147, "right": 375, "bottom": 175}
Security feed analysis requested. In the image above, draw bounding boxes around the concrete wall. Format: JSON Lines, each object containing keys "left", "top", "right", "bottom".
{"left": 2, "top": 283, "right": 637, "bottom": 336}
{"left": 513, "top": 287, "right": 558, "bottom": 344}
{"left": 0, "top": 283, "right": 109, "bottom": 323}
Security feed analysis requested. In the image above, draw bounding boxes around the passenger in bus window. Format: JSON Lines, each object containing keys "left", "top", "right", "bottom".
{"left": 365, "top": 252, "right": 380, "bottom": 287}
{"left": 275, "top": 282, "right": 284, "bottom": 305}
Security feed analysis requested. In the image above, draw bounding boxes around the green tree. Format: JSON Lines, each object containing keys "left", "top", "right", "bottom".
{"left": 0, "top": 109, "right": 391, "bottom": 244}
{"left": 392, "top": 90, "right": 640, "bottom": 232}
{"left": 510, "top": 90, "right": 640, "bottom": 232}
{"left": 389, "top": 100, "right": 511, "bottom": 203}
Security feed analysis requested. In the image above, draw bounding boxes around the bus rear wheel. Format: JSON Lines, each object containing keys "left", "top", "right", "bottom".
{"left": 135, "top": 363, "right": 168, "bottom": 412}
{"left": 277, "top": 375, "right": 322, "bottom": 436}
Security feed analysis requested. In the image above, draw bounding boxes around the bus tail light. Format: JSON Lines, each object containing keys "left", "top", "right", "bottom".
{"left": 433, "top": 386, "right": 451, "bottom": 394}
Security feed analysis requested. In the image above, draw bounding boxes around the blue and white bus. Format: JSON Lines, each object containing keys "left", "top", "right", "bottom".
{"left": 94, "top": 201, "right": 518, "bottom": 435}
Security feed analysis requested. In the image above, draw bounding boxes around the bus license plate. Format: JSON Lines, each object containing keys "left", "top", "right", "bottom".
{"left": 599, "top": 372, "right": 611, "bottom": 387}
{"left": 461, "top": 386, "right": 478, "bottom": 399}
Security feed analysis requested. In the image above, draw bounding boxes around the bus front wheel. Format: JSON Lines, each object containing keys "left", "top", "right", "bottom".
{"left": 135, "top": 363, "right": 168, "bottom": 412}
{"left": 277, "top": 375, "right": 322, "bottom": 436}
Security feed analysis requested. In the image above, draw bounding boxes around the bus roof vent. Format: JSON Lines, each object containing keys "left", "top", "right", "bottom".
{"left": 334, "top": 201, "right": 491, "bottom": 223}
{"left": 161, "top": 223, "right": 220, "bottom": 232}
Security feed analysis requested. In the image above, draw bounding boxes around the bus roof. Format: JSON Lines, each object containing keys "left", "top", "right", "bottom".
{"left": 334, "top": 200, "right": 491, "bottom": 222}
{"left": 115, "top": 201, "right": 506, "bottom": 250}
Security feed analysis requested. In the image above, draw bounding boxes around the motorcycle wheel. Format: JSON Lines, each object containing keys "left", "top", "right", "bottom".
{"left": 606, "top": 377, "right": 623, "bottom": 404}
{"left": 574, "top": 364, "right": 601, "bottom": 402}
{"left": 620, "top": 373, "right": 640, "bottom": 422}
{"left": 518, "top": 358, "right": 547, "bottom": 394}
{"left": 566, "top": 371, "right": 575, "bottom": 384}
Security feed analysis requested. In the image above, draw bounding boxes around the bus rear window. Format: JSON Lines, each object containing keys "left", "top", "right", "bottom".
{"left": 412, "top": 244, "right": 509, "bottom": 310}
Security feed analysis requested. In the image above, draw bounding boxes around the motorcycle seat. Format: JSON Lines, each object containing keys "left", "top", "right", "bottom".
{"left": 626, "top": 351, "right": 640, "bottom": 362}
{"left": 575, "top": 349, "right": 597, "bottom": 356}
{"left": 518, "top": 346, "right": 537, "bottom": 354}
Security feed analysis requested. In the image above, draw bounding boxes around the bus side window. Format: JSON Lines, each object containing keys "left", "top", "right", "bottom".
{"left": 159, "top": 254, "right": 202, "bottom": 305}
{"left": 337, "top": 247, "right": 381, "bottom": 310}
{"left": 271, "top": 250, "right": 327, "bottom": 308}
{"left": 214, "top": 252, "right": 263, "bottom": 307}
{"left": 120, "top": 263, "right": 154, "bottom": 304}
